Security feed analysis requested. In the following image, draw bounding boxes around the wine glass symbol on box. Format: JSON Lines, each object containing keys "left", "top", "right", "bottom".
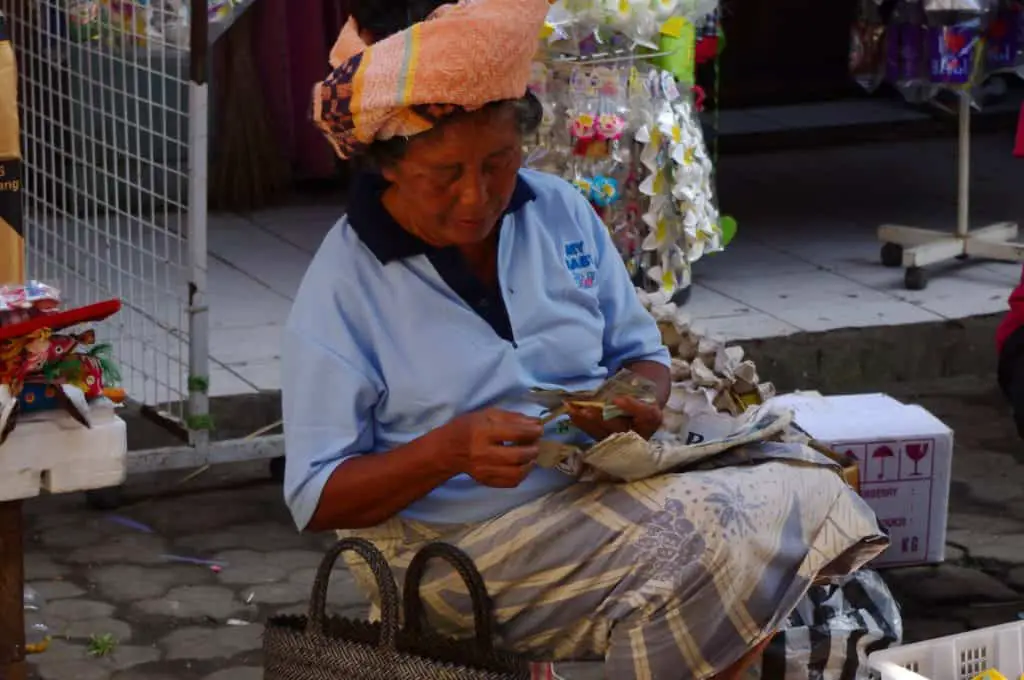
{"left": 902, "top": 441, "right": 933, "bottom": 479}
{"left": 865, "top": 441, "right": 933, "bottom": 481}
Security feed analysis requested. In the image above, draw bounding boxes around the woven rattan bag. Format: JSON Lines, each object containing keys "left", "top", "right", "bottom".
{"left": 263, "top": 537, "right": 534, "bottom": 680}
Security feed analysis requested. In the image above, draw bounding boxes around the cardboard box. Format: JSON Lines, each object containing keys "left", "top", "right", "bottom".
{"left": 770, "top": 392, "right": 953, "bottom": 568}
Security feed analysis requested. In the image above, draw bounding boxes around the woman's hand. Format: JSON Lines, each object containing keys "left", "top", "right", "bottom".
{"left": 567, "top": 396, "right": 663, "bottom": 441}
{"left": 445, "top": 409, "right": 543, "bottom": 488}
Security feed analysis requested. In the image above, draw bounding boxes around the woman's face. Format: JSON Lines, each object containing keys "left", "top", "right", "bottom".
{"left": 380, "top": 104, "right": 523, "bottom": 248}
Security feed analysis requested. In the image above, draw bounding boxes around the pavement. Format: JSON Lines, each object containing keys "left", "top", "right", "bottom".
{"left": 17, "top": 373, "right": 1024, "bottom": 680}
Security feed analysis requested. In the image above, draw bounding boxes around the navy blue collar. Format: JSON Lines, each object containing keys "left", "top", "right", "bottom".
{"left": 346, "top": 171, "right": 537, "bottom": 265}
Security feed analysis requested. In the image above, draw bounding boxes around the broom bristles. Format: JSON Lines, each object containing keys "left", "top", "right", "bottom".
{"left": 209, "top": 7, "right": 290, "bottom": 212}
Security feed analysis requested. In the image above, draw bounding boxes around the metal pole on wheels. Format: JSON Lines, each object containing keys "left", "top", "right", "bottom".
{"left": 877, "top": 90, "right": 1023, "bottom": 290}
{"left": 955, "top": 89, "right": 970, "bottom": 241}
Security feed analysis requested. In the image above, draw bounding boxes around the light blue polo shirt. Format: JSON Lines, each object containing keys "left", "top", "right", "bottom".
{"left": 281, "top": 168, "right": 670, "bottom": 530}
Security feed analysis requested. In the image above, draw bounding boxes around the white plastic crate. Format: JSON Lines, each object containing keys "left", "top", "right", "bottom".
{"left": 870, "top": 622, "right": 1024, "bottom": 680}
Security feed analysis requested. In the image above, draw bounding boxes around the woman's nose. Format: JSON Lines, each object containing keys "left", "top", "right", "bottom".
{"left": 456, "top": 171, "right": 488, "bottom": 209}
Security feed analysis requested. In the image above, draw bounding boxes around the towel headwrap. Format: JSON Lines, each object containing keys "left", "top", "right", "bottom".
{"left": 312, "top": 0, "right": 550, "bottom": 159}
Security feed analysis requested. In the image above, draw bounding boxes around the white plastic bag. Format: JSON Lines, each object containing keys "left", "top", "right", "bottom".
{"left": 759, "top": 571, "right": 903, "bottom": 680}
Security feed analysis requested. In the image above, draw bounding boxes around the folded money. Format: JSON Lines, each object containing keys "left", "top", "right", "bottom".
{"left": 528, "top": 369, "right": 658, "bottom": 424}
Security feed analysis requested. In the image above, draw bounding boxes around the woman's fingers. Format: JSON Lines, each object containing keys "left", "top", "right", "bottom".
{"left": 566, "top": 404, "right": 610, "bottom": 440}
{"left": 487, "top": 444, "right": 539, "bottom": 466}
{"left": 487, "top": 411, "right": 544, "bottom": 443}
{"left": 475, "top": 445, "right": 538, "bottom": 487}
{"left": 612, "top": 396, "right": 660, "bottom": 420}
{"left": 567, "top": 399, "right": 664, "bottom": 440}
{"left": 474, "top": 466, "right": 534, "bottom": 488}
{"left": 566, "top": 403, "right": 602, "bottom": 419}
{"left": 612, "top": 397, "right": 663, "bottom": 436}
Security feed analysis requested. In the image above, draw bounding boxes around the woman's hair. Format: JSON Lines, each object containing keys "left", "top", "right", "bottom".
{"left": 350, "top": 0, "right": 452, "bottom": 42}
{"left": 364, "top": 95, "right": 543, "bottom": 169}
{"left": 349, "top": 0, "right": 543, "bottom": 168}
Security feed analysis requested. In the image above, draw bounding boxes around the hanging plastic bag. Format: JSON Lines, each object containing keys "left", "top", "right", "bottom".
{"left": 64, "top": 0, "right": 101, "bottom": 42}
{"left": 758, "top": 570, "right": 903, "bottom": 680}
{"left": 886, "top": 0, "right": 935, "bottom": 103}
{"left": 927, "top": 15, "right": 984, "bottom": 84}
{"left": 985, "top": 1, "right": 1022, "bottom": 72}
{"left": 850, "top": 0, "right": 888, "bottom": 92}
{"left": 925, "top": 0, "right": 999, "bottom": 14}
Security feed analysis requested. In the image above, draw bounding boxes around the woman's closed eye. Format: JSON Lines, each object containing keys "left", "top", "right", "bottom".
{"left": 422, "top": 164, "right": 462, "bottom": 187}
{"left": 483, "top": 153, "right": 516, "bottom": 175}
{"left": 433, "top": 153, "right": 514, "bottom": 183}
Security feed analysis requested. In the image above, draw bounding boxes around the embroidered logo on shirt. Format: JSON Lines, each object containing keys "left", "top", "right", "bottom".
{"left": 563, "top": 240, "right": 596, "bottom": 290}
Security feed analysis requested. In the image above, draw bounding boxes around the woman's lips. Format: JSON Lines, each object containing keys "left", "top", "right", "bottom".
{"left": 456, "top": 218, "right": 488, "bottom": 231}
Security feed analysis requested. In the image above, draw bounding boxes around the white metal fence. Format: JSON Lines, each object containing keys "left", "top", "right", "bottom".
{"left": 0, "top": 0, "right": 209, "bottom": 444}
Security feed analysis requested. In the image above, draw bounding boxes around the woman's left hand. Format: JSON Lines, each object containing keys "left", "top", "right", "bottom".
{"left": 567, "top": 396, "right": 663, "bottom": 441}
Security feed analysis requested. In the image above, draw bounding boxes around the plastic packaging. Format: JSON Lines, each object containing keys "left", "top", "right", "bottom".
{"left": 854, "top": 0, "right": 1024, "bottom": 110}
{"left": 986, "top": 1, "right": 1022, "bottom": 72}
{"left": 886, "top": 2, "right": 928, "bottom": 85}
{"left": 927, "top": 15, "right": 983, "bottom": 84}
{"left": 850, "top": 0, "right": 888, "bottom": 92}
{"left": 0, "top": 281, "right": 61, "bottom": 328}
{"left": 760, "top": 570, "right": 902, "bottom": 680}
{"left": 23, "top": 586, "right": 52, "bottom": 654}
{"left": 98, "top": 0, "right": 148, "bottom": 47}
{"left": 66, "top": 0, "right": 101, "bottom": 42}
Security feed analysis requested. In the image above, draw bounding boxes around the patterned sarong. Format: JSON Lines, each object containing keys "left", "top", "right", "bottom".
{"left": 342, "top": 443, "right": 888, "bottom": 680}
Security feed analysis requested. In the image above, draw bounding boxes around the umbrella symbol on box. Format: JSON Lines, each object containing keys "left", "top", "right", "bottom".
{"left": 872, "top": 445, "right": 895, "bottom": 480}
{"left": 844, "top": 448, "right": 868, "bottom": 478}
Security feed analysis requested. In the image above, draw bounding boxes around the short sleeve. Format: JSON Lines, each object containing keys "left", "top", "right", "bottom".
{"left": 281, "top": 234, "right": 381, "bottom": 531}
{"left": 571, "top": 192, "right": 671, "bottom": 372}
{"left": 281, "top": 329, "right": 378, "bottom": 530}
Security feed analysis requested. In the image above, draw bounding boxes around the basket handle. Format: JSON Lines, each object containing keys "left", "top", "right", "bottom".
{"left": 402, "top": 542, "right": 496, "bottom": 654}
{"left": 307, "top": 537, "right": 400, "bottom": 648}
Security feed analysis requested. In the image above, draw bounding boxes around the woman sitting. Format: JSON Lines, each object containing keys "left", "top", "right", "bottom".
{"left": 281, "top": 1, "right": 887, "bottom": 677}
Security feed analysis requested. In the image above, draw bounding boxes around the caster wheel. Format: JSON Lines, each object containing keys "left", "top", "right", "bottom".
{"left": 880, "top": 243, "right": 903, "bottom": 268}
{"left": 86, "top": 487, "right": 124, "bottom": 511}
{"left": 269, "top": 456, "right": 285, "bottom": 483}
{"left": 670, "top": 286, "right": 692, "bottom": 307}
{"left": 904, "top": 267, "right": 928, "bottom": 291}
{"left": 956, "top": 253, "right": 969, "bottom": 261}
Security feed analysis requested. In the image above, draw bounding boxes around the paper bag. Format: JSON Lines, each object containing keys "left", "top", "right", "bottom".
{"left": 0, "top": 11, "right": 24, "bottom": 284}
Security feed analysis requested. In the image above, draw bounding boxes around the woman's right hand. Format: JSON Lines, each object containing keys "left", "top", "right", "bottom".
{"left": 443, "top": 409, "right": 543, "bottom": 488}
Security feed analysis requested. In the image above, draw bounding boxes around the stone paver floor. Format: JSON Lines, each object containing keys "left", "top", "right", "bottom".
{"left": 17, "top": 374, "right": 1024, "bottom": 679}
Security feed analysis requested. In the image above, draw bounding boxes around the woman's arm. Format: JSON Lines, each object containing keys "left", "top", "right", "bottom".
{"left": 284, "top": 334, "right": 544, "bottom": 531}
{"left": 306, "top": 407, "right": 543, "bottom": 531}
{"left": 306, "top": 427, "right": 459, "bottom": 531}
{"left": 282, "top": 317, "right": 543, "bottom": 531}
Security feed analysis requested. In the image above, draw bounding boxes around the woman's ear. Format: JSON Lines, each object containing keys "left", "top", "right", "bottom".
{"left": 379, "top": 163, "right": 400, "bottom": 183}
